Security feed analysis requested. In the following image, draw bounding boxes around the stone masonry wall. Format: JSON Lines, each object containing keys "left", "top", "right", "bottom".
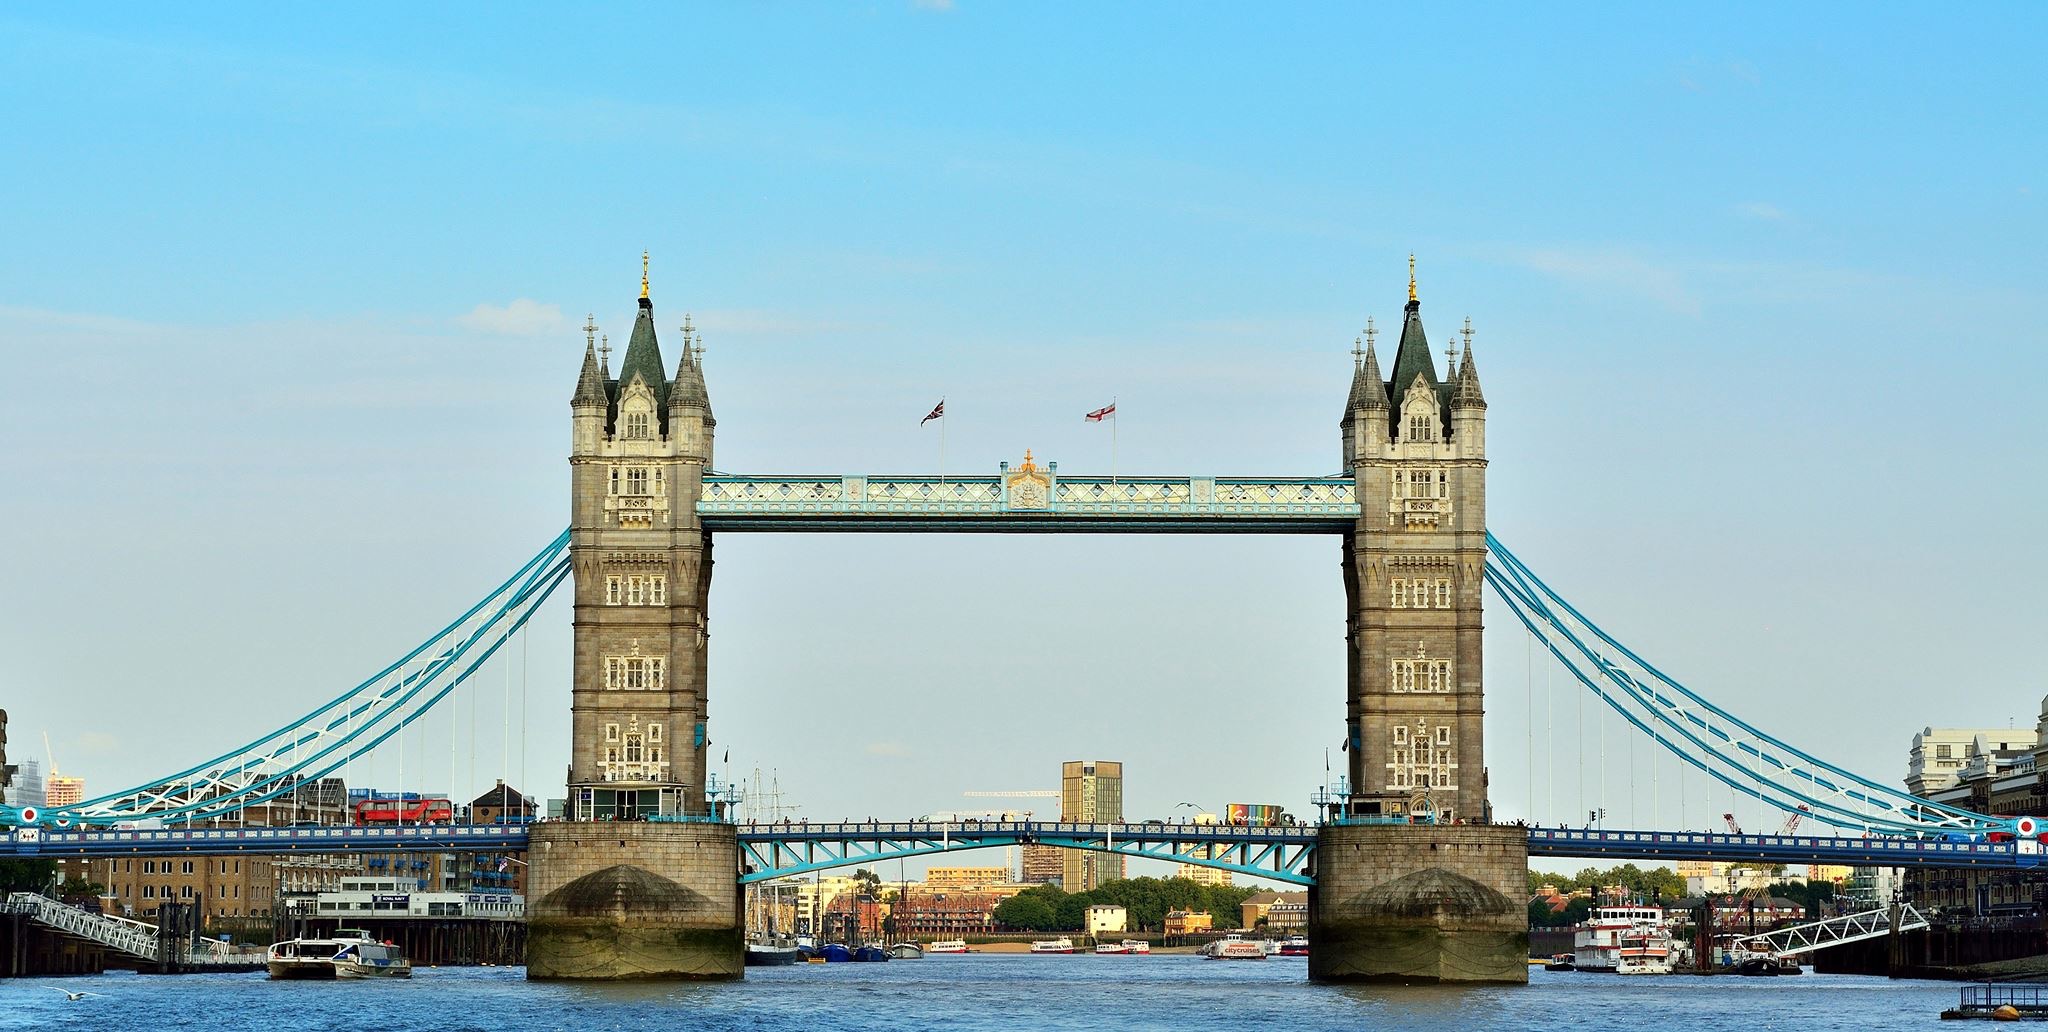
{"left": 526, "top": 822, "right": 742, "bottom": 980}
{"left": 1310, "top": 824, "right": 1528, "bottom": 984}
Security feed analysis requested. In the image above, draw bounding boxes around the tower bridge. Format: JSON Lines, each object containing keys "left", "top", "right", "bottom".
{"left": 0, "top": 257, "right": 2019, "bottom": 985}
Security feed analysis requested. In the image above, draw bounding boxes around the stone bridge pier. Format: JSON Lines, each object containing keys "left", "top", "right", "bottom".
{"left": 1308, "top": 824, "right": 1529, "bottom": 984}
{"left": 525, "top": 822, "right": 742, "bottom": 980}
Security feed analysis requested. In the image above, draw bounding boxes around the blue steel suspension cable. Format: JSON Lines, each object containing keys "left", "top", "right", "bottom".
{"left": 1485, "top": 535, "right": 2008, "bottom": 836}
{"left": 5, "top": 531, "right": 571, "bottom": 827}
{"left": 160, "top": 552, "right": 569, "bottom": 825}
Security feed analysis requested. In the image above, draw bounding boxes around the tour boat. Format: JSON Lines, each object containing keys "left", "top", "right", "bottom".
{"left": 926, "top": 939, "right": 969, "bottom": 954}
{"left": 1276, "top": 934, "right": 1309, "bottom": 957}
{"left": 1572, "top": 905, "right": 1675, "bottom": 974}
{"left": 267, "top": 930, "right": 412, "bottom": 979}
{"left": 1119, "top": 939, "right": 1152, "bottom": 954}
{"left": 1200, "top": 934, "right": 1268, "bottom": 960}
{"left": 1029, "top": 937, "right": 1076, "bottom": 954}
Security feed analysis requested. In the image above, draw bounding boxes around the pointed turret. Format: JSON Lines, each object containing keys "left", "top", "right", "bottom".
{"left": 1357, "top": 339, "right": 1388, "bottom": 411}
{"left": 668, "top": 322, "right": 713, "bottom": 421}
{"left": 1452, "top": 340, "right": 1486, "bottom": 409}
{"left": 614, "top": 295, "right": 669, "bottom": 411}
{"left": 572, "top": 337, "right": 606, "bottom": 409}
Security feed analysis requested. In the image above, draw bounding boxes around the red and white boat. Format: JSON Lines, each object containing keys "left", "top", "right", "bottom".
{"left": 926, "top": 939, "right": 969, "bottom": 954}
{"left": 1201, "top": 934, "right": 1268, "bottom": 960}
{"left": 1029, "top": 937, "right": 1076, "bottom": 954}
{"left": 1276, "top": 934, "right": 1309, "bottom": 957}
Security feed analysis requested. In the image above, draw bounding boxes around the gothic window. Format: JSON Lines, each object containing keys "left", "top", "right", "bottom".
{"left": 1391, "top": 581, "right": 1408, "bottom": 608}
{"left": 625, "top": 735, "right": 644, "bottom": 763}
{"left": 624, "top": 412, "right": 651, "bottom": 439}
{"left": 605, "top": 576, "right": 623, "bottom": 605}
{"left": 605, "top": 722, "right": 620, "bottom": 742}
{"left": 647, "top": 723, "right": 663, "bottom": 743}
{"left": 1390, "top": 471, "right": 1403, "bottom": 498}
{"left": 1435, "top": 726, "right": 1452, "bottom": 746}
{"left": 650, "top": 577, "right": 666, "bottom": 605}
{"left": 1393, "top": 725, "right": 1409, "bottom": 745}
{"left": 1434, "top": 579, "right": 1451, "bottom": 608}
{"left": 626, "top": 577, "right": 644, "bottom": 605}
{"left": 625, "top": 467, "right": 649, "bottom": 495}
{"left": 1407, "top": 414, "right": 1435, "bottom": 442}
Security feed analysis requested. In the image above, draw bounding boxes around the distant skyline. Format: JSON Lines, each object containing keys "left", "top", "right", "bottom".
{"left": 2, "top": 5, "right": 2045, "bottom": 882}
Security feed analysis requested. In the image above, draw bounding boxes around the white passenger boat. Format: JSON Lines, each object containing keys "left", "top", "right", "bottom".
{"left": 1119, "top": 939, "right": 1151, "bottom": 954}
{"left": 926, "top": 939, "right": 969, "bottom": 954}
{"left": 1572, "top": 905, "right": 1675, "bottom": 974}
{"left": 1094, "top": 939, "right": 1149, "bottom": 955}
{"left": 1029, "top": 937, "right": 1076, "bottom": 954}
{"left": 1200, "top": 933, "right": 1269, "bottom": 960}
{"left": 267, "top": 930, "right": 412, "bottom": 979}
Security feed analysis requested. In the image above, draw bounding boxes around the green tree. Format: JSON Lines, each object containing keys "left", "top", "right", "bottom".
{"left": 0, "top": 859, "right": 57, "bottom": 893}
{"left": 994, "top": 887, "right": 1063, "bottom": 931}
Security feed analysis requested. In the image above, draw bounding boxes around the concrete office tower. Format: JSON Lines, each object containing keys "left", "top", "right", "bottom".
{"left": 1060, "top": 760, "right": 1124, "bottom": 891}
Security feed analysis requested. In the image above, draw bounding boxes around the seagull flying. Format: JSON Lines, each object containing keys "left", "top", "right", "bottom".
{"left": 46, "top": 986, "right": 104, "bottom": 1001}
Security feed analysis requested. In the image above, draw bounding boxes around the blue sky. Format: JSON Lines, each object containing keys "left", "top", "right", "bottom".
{"left": 2, "top": 4, "right": 2044, "bottom": 872}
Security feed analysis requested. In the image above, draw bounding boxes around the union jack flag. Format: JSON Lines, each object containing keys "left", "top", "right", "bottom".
{"left": 921, "top": 400, "right": 945, "bottom": 425}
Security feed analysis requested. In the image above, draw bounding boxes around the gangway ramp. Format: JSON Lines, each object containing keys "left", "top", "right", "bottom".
{"left": 1731, "top": 903, "right": 1929, "bottom": 956}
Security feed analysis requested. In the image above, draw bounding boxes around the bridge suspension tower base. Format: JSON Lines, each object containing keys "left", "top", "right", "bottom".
{"left": 525, "top": 822, "right": 742, "bottom": 981}
{"left": 1308, "top": 824, "right": 1529, "bottom": 984}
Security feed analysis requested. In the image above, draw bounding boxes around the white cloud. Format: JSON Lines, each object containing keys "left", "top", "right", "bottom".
{"left": 457, "top": 298, "right": 567, "bottom": 336}
{"left": 1509, "top": 246, "right": 1700, "bottom": 316}
{"left": 1734, "top": 201, "right": 1788, "bottom": 221}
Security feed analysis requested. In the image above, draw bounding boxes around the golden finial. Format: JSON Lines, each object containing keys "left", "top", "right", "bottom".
{"left": 641, "top": 251, "right": 651, "bottom": 299}
{"left": 1408, "top": 254, "right": 1417, "bottom": 303}
{"left": 1020, "top": 449, "right": 1037, "bottom": 473}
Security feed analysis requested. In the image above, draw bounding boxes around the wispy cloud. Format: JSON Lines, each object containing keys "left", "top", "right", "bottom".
{"left": 1733, "top": 201, "right": 1788, "bottom": 222}
{"left": 1506, "top": 247, "right": 1700, "bottom": 316}
{"left": 458, "top": 298, "right": 567, "bottom": 336}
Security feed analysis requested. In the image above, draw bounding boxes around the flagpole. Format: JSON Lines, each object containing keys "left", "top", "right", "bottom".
{"left": 1110, "top": 396, "right": 1118, "bottom": 485}
{"left": 939, "top": 397, "right": 946, "bottom": 483}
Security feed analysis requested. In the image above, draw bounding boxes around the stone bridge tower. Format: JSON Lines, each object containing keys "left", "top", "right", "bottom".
{"left": 565, "top": 256, "right": 717, "bottom": 820}
{"left": 1312, "top": 260, "right": 1523, "bottom": 986}
{"left": 1339, "top": 257, "right": 1489, "bottom": 824}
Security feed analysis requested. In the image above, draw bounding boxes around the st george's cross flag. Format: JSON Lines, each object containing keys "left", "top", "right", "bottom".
{"left": 921, "top": 400, "right": 945, "bottom": 426}
{"left": 1085, "top": 402, "right": 1116, "bottom": 422}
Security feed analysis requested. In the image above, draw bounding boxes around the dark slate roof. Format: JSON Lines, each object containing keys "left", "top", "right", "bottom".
{"left": 669, "top": 340, "right": 712, "bottom": 421}
{"left": 1452, "top": 340, "right": 1486, "bottom": 409}
{"left": 1357, "top": 341, "right": 1388, "bottom": 410}
{"left": 571, "top": 339, "right": 606, "bottom": 408}
{"left": 610, "top": 297, "right": 669, "bottom": 412}
{"left": 1386, "top": 298, "right": 1452, "bottom": 436}
{"left": 470, "top": 781, "right": 531, "bottom": 810}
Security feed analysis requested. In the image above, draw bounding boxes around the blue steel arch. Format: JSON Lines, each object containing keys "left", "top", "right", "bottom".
{"left": 735, "top": 821, "right": 1317, "bottom": 886}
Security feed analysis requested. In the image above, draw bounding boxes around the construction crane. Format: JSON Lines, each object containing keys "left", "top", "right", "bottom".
{"left": 1723, "top": 805, "right": 1812, "bottom": 837}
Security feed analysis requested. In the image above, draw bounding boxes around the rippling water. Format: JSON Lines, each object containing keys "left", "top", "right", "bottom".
{"left": 0, "top": 959, "right": 1965, "bottom": 1032}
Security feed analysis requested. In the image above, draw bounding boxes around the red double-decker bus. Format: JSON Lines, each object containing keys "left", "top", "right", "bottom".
{"left": 352, "top": 797, "right": 454, "bottom": 825}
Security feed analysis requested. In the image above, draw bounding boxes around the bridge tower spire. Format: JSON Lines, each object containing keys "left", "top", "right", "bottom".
{"left": 564, "top": 256, "right": 715, "bottom": 820}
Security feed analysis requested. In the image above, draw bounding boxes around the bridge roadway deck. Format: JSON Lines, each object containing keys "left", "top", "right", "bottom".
{"left": 1, "top": 822, "right": 2035, "bottom": 873}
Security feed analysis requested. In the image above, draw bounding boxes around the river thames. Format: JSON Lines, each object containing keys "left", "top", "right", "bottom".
{"left": 0, "top": 958, "right": 1966, "bottom": 1032}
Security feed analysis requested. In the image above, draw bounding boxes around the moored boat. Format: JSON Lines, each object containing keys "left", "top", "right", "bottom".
{"left": 851, "top": 943, "right": 891, "bottom": 962}
{"left": 1277, "top": 934, "right": 1309, "bottom": 957}
{"left": 745, "top": 942, "right": 803, "bottom": 966}
{"left": 267, "top": 930, "right": 412, "bottom": 979}
{"left": 1200, "top": 934, "right": 1268, "bottom": 960}
{"left": 888, "top": 942, "right": 925, "bottom": 960}
{"left": 1029, "top": 937, "right": 1076, "bottom": 954}
{"left": 926, "top": 939, "right": 969, "bottom": 954}
{"left": 1119, "top": 939, "right": 1152, "bottom": 954}
{"left": 817, "top": 942, "right": 854, "bottom": 962}
{"left": 1094, "top": 941, "right": 1129, "bottom": 954}
{"left": 1572, "top": 905, "right": 1674, "bottom": 974}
